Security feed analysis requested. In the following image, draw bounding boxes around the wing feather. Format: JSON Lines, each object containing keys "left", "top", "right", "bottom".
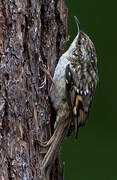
{"left": 65, "top": 64, "right": 89, "bottom": 138}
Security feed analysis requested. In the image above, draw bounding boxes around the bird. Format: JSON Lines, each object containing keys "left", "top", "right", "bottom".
{"left": 39, "top": 16, "right": 99, "bottom": 178}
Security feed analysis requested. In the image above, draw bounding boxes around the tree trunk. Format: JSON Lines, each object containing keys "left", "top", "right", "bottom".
{"left": 0, "top": 0, "right": 67, "bottom": 179}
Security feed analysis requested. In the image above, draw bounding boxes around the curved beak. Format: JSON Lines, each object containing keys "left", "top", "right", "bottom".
{"left": 74, "top": 16, "right": 82, "bottom": 34}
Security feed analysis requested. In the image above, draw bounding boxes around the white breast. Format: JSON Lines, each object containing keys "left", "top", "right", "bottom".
{"left": 50, "top": 54, "right": 70, "bottom": 110}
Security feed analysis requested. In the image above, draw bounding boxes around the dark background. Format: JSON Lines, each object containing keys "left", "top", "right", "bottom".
{"left": 61, "top": 0, "right": 117, "bottom": 179}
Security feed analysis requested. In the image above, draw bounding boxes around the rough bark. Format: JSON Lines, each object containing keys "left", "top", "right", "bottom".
{"left": 0, "top": 0, "right": 67, "bottom": 179}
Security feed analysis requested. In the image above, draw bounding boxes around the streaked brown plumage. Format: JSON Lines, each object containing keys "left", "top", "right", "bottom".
{"left": 40, "top": 16, "right": 99, "bottom": 178}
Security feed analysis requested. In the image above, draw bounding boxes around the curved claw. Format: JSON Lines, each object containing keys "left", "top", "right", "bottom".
{"left": 39, "top": 75, "right": 47, "bottom": 89}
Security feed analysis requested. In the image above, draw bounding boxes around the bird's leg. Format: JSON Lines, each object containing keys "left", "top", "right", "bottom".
{"left": 39, "top": 62, "right": 55, "bottom": 86}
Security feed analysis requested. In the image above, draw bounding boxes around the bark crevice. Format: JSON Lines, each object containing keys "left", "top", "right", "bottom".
{"left": 0, "top": 0, "right": 68, "bottom": 179}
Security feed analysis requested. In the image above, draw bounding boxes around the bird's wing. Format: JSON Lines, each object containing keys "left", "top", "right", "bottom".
{"left": 65, "top": 63, "right": 92, "bottom": 138}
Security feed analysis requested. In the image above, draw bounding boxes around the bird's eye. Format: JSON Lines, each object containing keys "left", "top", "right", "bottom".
{"left": 78, "top": 41, "right": 81, "bottom": 45}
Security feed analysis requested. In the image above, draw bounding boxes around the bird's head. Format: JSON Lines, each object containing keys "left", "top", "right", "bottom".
{"left": 66, "top": 16, "right": 97, "bottom": 66}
